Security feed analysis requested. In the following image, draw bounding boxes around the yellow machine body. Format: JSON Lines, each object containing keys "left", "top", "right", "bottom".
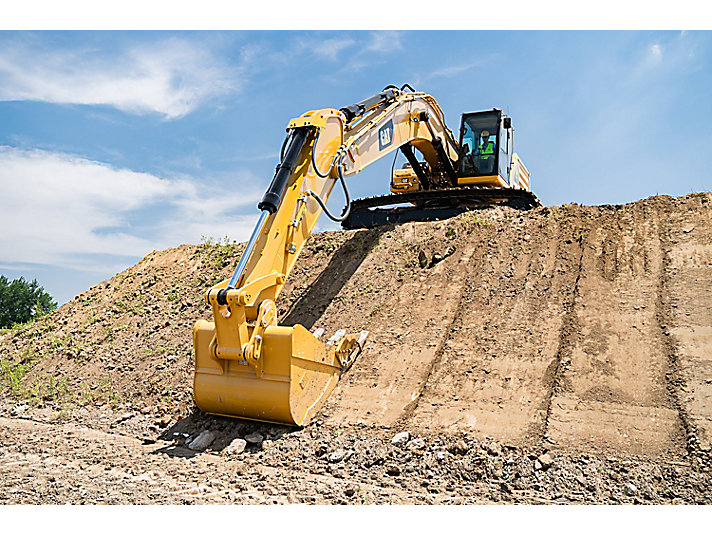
{"left": 390, "top": 165, "right": 421, "bottom": 193}
{"left": 192, "top": 86, "right": 534, "bottom": 426}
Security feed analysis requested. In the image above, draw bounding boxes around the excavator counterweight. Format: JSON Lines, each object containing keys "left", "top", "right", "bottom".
{"left": 193, "top": 85, "right": 539, "bottom": 426}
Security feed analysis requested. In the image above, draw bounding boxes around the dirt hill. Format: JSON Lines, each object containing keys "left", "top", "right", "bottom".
{"left": 1, "top": 192, "right": 710, "bottom": 504}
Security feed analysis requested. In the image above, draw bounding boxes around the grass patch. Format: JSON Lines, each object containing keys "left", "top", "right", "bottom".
{"left": 0, "top": 359, "right": 30, "bottom": 397}
{"left": 196, "top": 236, "right": 243, "bottom": 287}
{"left": 79, "top": 375, "right": 121, "bottom": 407}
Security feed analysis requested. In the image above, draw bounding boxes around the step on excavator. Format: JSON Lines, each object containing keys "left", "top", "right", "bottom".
{"left": 193, "top": 85, "right": 540, "bottom": 426}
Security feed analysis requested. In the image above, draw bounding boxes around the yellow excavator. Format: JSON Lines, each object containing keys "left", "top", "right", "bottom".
{"left": 193, "top": 85, "right": 539, "bottom": 426}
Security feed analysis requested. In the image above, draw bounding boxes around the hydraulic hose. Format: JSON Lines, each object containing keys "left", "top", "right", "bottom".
{"left": 279, "top": 130, "right": 294, "bottom": 162}
{"left": 307, "top": 152, "right": 351, "bottom": 222}
{"left": 382, "top": 83, "right": 414, "bottom": 93}
{"left": 310, "top": 128, "right": 340, "bottom": 179}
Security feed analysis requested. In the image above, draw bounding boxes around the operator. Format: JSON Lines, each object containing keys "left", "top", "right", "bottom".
{"left": 475, "top": 130, "right": 496, "bottom": 173}
{"left": 476, "top": 130, "right": 495, "bottom": 158}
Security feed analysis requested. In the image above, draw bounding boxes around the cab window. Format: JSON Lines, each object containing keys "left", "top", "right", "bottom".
{"left": 460, "top": 113, "right": 499, "bottom": 176}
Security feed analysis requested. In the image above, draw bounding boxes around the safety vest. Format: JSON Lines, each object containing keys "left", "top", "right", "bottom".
{"left": 478, "top": 140, "right": 495, "bottom": 159}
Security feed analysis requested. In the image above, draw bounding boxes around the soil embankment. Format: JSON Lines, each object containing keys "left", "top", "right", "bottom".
{"left": 1, "top": 192, "right": 710, "bottom": 504}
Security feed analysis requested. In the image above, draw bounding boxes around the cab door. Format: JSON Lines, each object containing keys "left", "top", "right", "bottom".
{"left": 458, "top": 110, "right": 501, "bottom": 178}
{"left": 498, "top": 117, "right": 513, "bottom": 184}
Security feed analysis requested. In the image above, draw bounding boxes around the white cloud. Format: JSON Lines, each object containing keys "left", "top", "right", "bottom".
{"left": 629, "top": 34, "right": 699, "bottom": 82}
{"left": 0, "top": 38, "right": 239, "bottom": 119}
{"left": 365, "top": 31, "right": 403, "bottom": 53}
{"left": 0, "top": 146, "right": 260, "bottom": 272}
{"left": 429, "top": 56, "right": 497, "bottom": 79}
{"left": 320, "top": 32, "right": 406, "bottom": 79}
{"left": 310, "top": 37, "right": 357, "bottom": 61}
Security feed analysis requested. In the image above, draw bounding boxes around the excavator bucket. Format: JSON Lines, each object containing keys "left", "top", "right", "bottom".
{"left": 193, "top": 320, "right": 367, "bottom": 426}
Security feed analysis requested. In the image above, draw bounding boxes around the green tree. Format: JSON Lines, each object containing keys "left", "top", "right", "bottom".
{"left": 0, "top": 276, "right": 57, "bottom": 328}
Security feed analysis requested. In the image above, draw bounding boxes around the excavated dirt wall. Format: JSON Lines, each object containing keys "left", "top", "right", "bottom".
{"left": 1, "top": 192, "right": 711, "bottom": 504}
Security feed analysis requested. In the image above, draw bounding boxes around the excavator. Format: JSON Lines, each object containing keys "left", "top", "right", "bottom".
{"left": 193, "top": 85, "right": 539, "bottom": 426}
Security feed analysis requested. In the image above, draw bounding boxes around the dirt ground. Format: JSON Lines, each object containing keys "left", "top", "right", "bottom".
{"left": 1, "top": 192, "right": 710, "bottom": 504}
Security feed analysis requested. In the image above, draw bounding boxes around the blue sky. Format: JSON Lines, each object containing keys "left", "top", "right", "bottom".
{"left": 0, "top": 30, "right": 710, "bottom": 305}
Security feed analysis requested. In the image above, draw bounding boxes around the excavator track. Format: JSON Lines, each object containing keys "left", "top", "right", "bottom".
{"left": 342, "top": 187, "right": 541, "bottom": 229}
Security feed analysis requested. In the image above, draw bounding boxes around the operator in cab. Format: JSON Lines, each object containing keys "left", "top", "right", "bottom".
{"left": 475, "top": 130, "right": 496, "bottom": 174}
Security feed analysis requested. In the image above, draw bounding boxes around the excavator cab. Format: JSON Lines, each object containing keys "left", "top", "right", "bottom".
{"left": 371, "top": 105, "right": 534, "bottom": 228}
{"left": 457, "top": 109, "right": 515, "bottom": 188}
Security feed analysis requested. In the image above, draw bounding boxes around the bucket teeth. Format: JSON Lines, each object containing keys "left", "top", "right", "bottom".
{"left": 313, "top": 327, "right": 325, "bottom": 339}
{"left": 356, "top": 330, "right": 369, "bottom": 346}
{"left": 327, "top": 329, "right": 347, "bottom": 345}
{"left": 333, "top": 329, "right": 370, "bottom": 374}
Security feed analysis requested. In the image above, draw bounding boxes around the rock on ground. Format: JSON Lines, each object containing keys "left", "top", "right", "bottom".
{"left": 224, "top": 438, "right": 247, "bottom": 456}
{"left": 244, "top": 432, "right": 264, "bottom": 445}
{"left": 188, "top": 430, "right": 216, "bottom": 451}
{"left": 391, "top": 432, "right": 410, "bottom": 447}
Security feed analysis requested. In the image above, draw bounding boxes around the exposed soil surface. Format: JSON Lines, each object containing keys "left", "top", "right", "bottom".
{"left": 1, "top": 192, "right": 711, "bottom": 504}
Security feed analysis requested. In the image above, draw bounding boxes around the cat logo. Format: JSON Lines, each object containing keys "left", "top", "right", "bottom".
{"left": 378, "top": 119, "right": 394, "bottom": 151}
